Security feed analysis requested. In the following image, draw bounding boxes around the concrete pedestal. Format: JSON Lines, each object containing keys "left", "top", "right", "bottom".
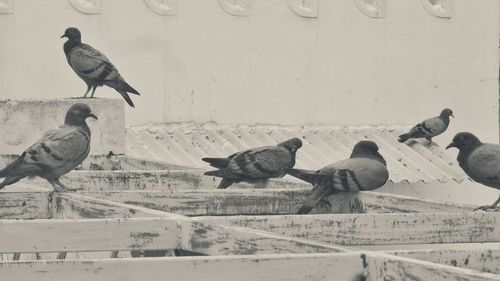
{"left": 0, "top": 98, "right": 125, "bottom": 155}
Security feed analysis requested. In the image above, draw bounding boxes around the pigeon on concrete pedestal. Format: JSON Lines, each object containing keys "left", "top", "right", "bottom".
{"left": 0, "top": 103, "right": 97, "bottom": 192}
{"left": 61, "top": 27, "right": 140, "bottom": 108}
{"left": 288, "top": 140, "right": 389, "bottom": 214}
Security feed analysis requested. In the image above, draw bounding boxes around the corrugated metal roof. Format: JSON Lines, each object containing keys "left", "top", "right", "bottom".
{"left": 125, "top": 123, "right": 468, "bottom": 184}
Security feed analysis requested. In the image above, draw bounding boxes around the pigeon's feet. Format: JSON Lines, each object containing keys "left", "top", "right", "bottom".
{"left": 474, "top": 205, "right": 500, "bottom": 212}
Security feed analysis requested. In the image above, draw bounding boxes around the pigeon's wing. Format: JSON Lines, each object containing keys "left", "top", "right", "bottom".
{"left": 466, "top": 144, "right": 500, "bottom": 188}
{"left": 68, "top": 44, "right": 121, "bottom": 83}
{"left": 421, "top": 117, "right": 446, "bottom": 135}
{"left": 333, "top": 158, "right": 389, "bottom": 191}
{"left": 1, "top": 126, "right": 90, "bottom": 178}
{"left": 227, "top": 146, "right": 292, "bottom": 179}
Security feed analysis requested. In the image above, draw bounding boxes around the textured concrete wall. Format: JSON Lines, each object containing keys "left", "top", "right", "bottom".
{"left": 0, "top": 0, "right": 498, "bottom": 143}
{"left": 0, "top": 99, "right": 125, "bottom": 155}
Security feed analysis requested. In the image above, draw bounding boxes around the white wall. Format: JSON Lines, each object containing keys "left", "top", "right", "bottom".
{"left": 0, "top": 0, "right": 498, "bottom": 145}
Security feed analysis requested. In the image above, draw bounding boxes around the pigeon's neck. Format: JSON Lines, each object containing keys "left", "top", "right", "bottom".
{"left": 64, "top": 118, "right": 90, "bottom": 135}
{"left": 290, "top": 150, "right": 297, "bottom": 166}
{"left": 63, "top": 39, "right": 81, "bottom": 55}
{"left": 457, "top": 144, "right": 481, "bottom": 169}
{"left": 438, "top": 114, "right": 451, "bottom": 126}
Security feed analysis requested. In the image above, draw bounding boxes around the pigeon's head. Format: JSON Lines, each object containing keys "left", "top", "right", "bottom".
{"left": 446, "top": 132, "right": 482, "bottom": 151}
{"left": 61, "top": 27, "right": 81, "bottom": 40}
{"left": 351, "top": 140, "right": 386, "bottom": 165}
{"left": 278, "top": 137, "right": 302, "bottom": 153}
{"left": 65, "top": 103, "right": 98, "bottom": 126}
{"left": 440, "top": 108, "right": 454, "bottom": 118}
{"left": 353, "top": 140, "right": 379, "bottom": 154}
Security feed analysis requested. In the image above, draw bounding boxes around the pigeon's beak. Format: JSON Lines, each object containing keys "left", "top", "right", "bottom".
{"left": 450, "top": 114, "right": 455, "bottom": 118}
{"left": 88, "top": 113, "right": 98, "bottom": 120}
{"left": 446, "top": 142, "right": 456, "bottom": 150}
{"left": 60, "top": 34, "right": 67, "bottom": 39}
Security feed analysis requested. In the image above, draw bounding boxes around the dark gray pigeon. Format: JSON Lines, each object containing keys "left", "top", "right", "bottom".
{"left": 447, "top": 132, "right": 500, "bottom": 211}
{"left": 0, "top": 103, "right": 97, "bottom": 192}
{"left": 288, "top": 140, "right": 389, "bottom": 214}
{"left": 61, "top": 27, "right": 140, "bottom": 108}
{"left": 202, "top": 138, "right": 303, "bottom": 189}
{"left": 398, "top": 108, "right": 454, "bottom": 142}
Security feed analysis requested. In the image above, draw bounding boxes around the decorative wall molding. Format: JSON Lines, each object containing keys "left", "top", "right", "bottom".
{"left": 421, "top": 0, "right": 452, "bottom": 18}
{"left": 354, "top": 0, "right": 386, "bottom": 18}
{"left": 286, "top": 0, "right": 318, "bottom": 18}
{"left": 218, "top": 0, "right": 251, "bottom": 17}
{"left": 143, "top": 0, "right": 177, "bottom": 16}
{"left": 68, "top": 0, "right": 101, "bottom": 15}
{"left": 0, "top": 0, "right": 14, "bottom": 14}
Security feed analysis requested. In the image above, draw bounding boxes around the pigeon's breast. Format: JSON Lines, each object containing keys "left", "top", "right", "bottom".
{"left": 466, "top": 144, "right": 500, "bottom": 188}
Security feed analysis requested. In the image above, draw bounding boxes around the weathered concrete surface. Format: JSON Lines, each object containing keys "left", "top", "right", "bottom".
{"left": 0, "top": 183, "right": 51, "bottom": 219}
{"left": 0, "top": 253, "right": 365, "bottom": 281}
{"left": 0, "top": 99, "right": 125, "bottom": 155}
{"left": 193, "top": 212, "right": 500, "bottom": 246}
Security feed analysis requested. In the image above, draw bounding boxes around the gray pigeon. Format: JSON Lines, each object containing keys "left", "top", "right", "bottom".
{"left": 61, "top": 27, "right": 140, "bottom": 108}
{"left": 398, "top": 108, "right": 454, "bottom": 142}
{"left": 0, "top": 103, "right": 97, "bottom": 191}
{"left": 288, "top": 140, "right": 388, "bottom": 214}
{"left": 447, "top": 132, "right": 500, "bottom": 211}
{"left": 202, "top": 138, "right": 303, "bottom": 189}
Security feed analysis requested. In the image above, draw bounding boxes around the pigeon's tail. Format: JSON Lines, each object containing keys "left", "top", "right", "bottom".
{"left": 109, "top": 79, "right": 139, "bottom": 107}
{"left": 398, "top": 133, "right": 410, "bottom": 143}
{"left": 204, "top": 170, "right": 222, "bottom": 177}
{"left": 204, "top": 170, "right": 237, "bottom": 189}
{"left": 122, "top": 81, "right": 140, "bottom": 96}
{"left": 297, "top": 184, "right": 333, "bottom": 214}
{"left": 204, "top": 169, "right": 241, "bottom": 181}
{"left": 0, "top": 176, "right": 23, "bottom": 190}
{"left": 202, "top": 157, "right": 230, "bottom": 169}
{"left": 0, "top": 156, "right": 24, "bottom": 178}
{"left": 109, "top": 79, "right": 140, "bottom": 95}
{"left": 287, "top": 168, "right": 322, "bottom": 185}
{"left": 217, "top": 178, "right": 234, "bottom": 189}
{"left": 117, "top": 91, "right": 135, "bottom": 108}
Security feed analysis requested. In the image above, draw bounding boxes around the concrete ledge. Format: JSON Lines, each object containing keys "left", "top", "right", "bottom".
{"left": 0, "top": 98, "right": 125, "bottom": 155}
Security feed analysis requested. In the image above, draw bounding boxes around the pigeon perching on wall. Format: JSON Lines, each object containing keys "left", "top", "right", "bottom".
{"left": 398, "top": 108, "right": 454, "bottom": 143}
{"left": 202, "top": 138, "right": 303, "bottom": 189}
{"left": 61, "top": 27, "right": 140, "bottom": 108}
{"left": 288, "top": 141, "right": 389, "bottom": 214}
{"left": 447, "top": 132, "right": 500, "bottom": 211}
{"left": 0, "top": 103, "right": 97, "bottom": 192}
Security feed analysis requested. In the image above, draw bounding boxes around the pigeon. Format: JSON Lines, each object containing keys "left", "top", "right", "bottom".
{"left": 288, "top": 141, "right": 389, "bottom": 214}
{"left": 202, "top": 138, "right": 303, "bottom": 189}
{"left": 447, "top": 132, "right": 500, "bottom": 211}
{"left": 61, "top": 27, "right": 140, "bottom": 107}
{"left": 398, "top": 108, "right": 454, "bottom": 143}
{"left": 0, "top": 103, "right": 97, "bottom": 192}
